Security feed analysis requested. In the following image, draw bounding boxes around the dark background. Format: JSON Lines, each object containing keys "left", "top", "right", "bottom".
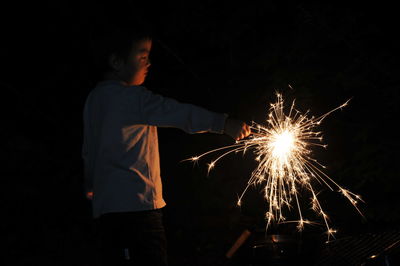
{"left": 2, "top": 1, "right": 399, "bottom": 265}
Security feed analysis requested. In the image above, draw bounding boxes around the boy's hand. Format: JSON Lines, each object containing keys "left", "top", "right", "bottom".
{"left": 224, "top": 118, "right": 251, "bottom": 141}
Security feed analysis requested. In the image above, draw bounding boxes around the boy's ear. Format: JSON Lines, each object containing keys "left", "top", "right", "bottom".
{"left": 109, "top": 54, "right": 123, "bottom": 72}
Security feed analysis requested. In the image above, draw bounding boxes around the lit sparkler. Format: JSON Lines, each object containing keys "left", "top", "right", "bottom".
{"left": 185, "top": 92, "right": 363, "bottom": 241}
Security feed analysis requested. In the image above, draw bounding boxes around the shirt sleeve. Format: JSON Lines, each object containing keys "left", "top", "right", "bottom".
{"left": 82, "top": 100, "right": 93, "bottom": 197}
{"left": 82, "top": 135, "right": 93, "bottom": 196}
{"left": 139, "top": 87, "right": 228, "bottom": 134}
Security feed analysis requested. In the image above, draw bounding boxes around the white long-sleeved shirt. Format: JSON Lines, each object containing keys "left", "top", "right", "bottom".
{"left": 82, "top": 80, "right": 227, "bottom": 218}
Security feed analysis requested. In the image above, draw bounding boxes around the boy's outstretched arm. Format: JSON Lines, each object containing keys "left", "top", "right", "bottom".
{"left": 224, "top": 118, "right": 251, "bottom": 141}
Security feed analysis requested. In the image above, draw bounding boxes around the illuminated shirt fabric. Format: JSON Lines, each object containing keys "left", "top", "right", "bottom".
{"left": 82, "top": 80, "right": 227, "bottom": 218}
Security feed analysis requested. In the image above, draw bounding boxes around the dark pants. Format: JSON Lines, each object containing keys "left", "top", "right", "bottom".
{"left": 97, "top": 209, "right": 168, "bottom": 266}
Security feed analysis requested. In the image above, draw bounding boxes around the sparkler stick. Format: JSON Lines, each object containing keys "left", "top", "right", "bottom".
{"left": 186, "top": 92, "right": 363, "bottom": 241}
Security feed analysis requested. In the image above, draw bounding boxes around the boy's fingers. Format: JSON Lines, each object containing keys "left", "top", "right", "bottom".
{"left": 224, "top": 119, "right": 251, "bottom": 140}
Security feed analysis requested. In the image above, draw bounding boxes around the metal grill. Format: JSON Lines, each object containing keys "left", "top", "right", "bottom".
{"left": 315, "top": 230, "right": 400, "bottom": 265}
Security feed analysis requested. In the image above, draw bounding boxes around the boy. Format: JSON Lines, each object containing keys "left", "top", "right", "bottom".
{"left": 82, "top": 23, "right": 251, "bottom": 265}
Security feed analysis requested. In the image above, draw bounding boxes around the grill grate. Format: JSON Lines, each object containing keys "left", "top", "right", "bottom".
{"left": 315, "top": 230, "right": 400, "bottom": 265}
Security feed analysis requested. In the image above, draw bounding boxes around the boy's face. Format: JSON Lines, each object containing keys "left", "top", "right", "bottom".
{"left": 112, "top": 38, "right": 152, "bottom": 86}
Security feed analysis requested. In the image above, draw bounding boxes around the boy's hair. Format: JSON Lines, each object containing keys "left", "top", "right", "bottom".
{"left": 89, "top": 19, "right": 152, "bottom": 82}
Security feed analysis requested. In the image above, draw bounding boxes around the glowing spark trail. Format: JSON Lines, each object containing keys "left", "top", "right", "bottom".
{"left": 184, "top": 93, "right": 363, "bottom": 241}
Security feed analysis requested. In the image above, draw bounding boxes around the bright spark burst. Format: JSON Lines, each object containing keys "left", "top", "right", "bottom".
{"left": 184, "top": 92, "right": 364, "bottom": 241}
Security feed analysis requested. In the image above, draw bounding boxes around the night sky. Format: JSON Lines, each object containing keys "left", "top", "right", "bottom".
{"left": 3, "top": 2, "right": 400, "bottom": 265}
